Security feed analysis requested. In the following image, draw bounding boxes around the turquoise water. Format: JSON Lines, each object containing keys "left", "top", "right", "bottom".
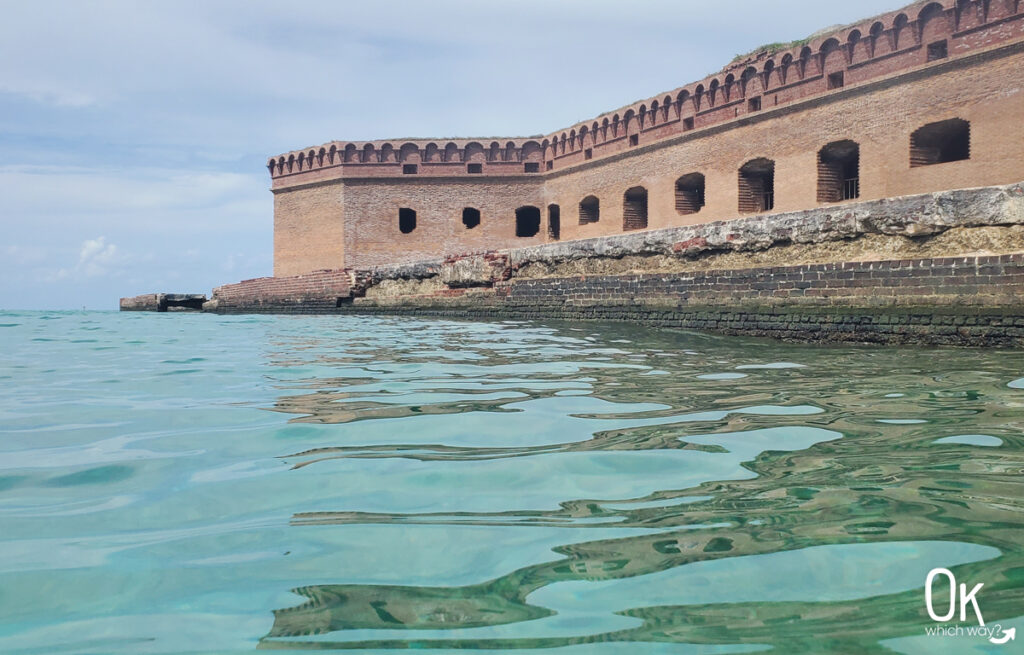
{"left": 1, "top": 311, "right": 1022, "bottom": 654}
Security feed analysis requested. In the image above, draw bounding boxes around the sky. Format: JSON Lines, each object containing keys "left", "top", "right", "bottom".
{"left": 0, "top": 0, "right": 902, "bottom": 310}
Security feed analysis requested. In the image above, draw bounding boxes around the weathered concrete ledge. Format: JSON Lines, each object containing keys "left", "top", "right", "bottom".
{"left": 119, "top": 293, "right": 207, "bottom": 312}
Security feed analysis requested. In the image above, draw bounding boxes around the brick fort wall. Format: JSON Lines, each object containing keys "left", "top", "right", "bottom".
{"left": 267, "top": 0, "right": 1024, "bottom": 276}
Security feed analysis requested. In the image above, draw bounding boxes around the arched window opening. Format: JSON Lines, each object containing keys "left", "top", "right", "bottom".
{"left": 798, "top": 46, "right": 813, "bottom": 78}
{"left": 847, "top": 30, "right": 862, "bottom": 63}
{"left": 956, "top": 0, "right": 981, "bottom": 30}
{"left": 869, "top": 22, "right": 885, "bottom": 57}
{"left": 675, "top": 173, "right": 706, "bottom": 215}
{"left": 548, "top": 204, "right": 561, "bottom": 241}
{"left": 780, "top": 54, "right": 793, "bottom": 84}
{"left": 893, "top": 14, "right": 910, "bottom": 49}
{"left": 818, "top": 140, "right": 860, "bottom": 203}
{"left": 910, "top": 119, "right": 970, "bottom": 166}
{"left": 741, "top": 66, "right": 758, "bottom": 97}
{"left": 515, "top": 206, "right": 541, "bottom": 237}
{"left": 918, "top": 2, "right": 948, "bottom": 44}
{"left": 462, "top": 207, "right": 481, "bottom": 229}
{"left": 398, "top": 208, "right": 417, "bottom": 234}
{"left": 623, "top": 187, "right": 648, "bottom": 231}
{"left": 738, "top": 159, "right": 775, "bottom": 213}
{"left": 579, "top": 195, "right": 600, "bottom": 224}
{"left": 444, "top": 142, "right": 459, "bottom": 163}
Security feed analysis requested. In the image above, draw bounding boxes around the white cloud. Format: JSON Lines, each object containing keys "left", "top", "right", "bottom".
{"left": 78, "top": 237, "right": 119, "bottom": 277}
{"left": 0, "top": 165, "right": 264, "bottom": 217}
{"left": 46, "top": 236, "right": 123, "bottom": 282}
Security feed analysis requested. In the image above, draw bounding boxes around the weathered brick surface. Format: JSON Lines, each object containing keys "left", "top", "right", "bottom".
{"left": 209, "top": 270, "right": 351, "bottom": 313}
{"left": 268, "top": 2, "right": 1024, "bottom": 276}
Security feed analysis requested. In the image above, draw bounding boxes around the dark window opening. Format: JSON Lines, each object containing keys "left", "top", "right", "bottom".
{"left": 748, "top": 97, "right": 761, "bottom": 112}
{"left": 524, "top": 162, "right": 540, "bottom": 173}
{"left": 462, "top": 207, "right": 481, "bottom": 229}
{"left": 738, "top": 159, "right": 775, "bottom": 213}
{"left": 335, "top": 296, "right": 353, "bottom": 307}
{"left": 402, "top": 164, "right": 418, "bottom": 174}
{"left": 515, "top": 206, "right": 541, "bottom": 237}
{"left": 675, "top": 173, "right": 706, "bottom": 215}
{"left": 927, "top": 40, "right": 948, "bottom": 61}
{"left": 828, "top": 71, "right": 845, "bottom": 89}
{"left": 817, "top": 140, "right": 860, "bottom": 203}
{"left": 579, "top": 195, "right": 600, "bottom": 224}
{"left": 623, "top": 186, "right": 648, "bottom": 231}
{"left": 398, "top": 208, "right": 417, "bottom": 233}
{"left": 545, "top": 161, "right": 553, "bottom": 171}
{"left": 548, "top": 204, "right": 561, "bottom": 240}
{"left": 584, "top": 148, "right": 593, "bottom": 160}
{"left": 629, "top": 134, "right": 639, "bottom": 146}
{"left": 467, "top": 163, "right": 483, "bottom": 174}
{"left": 683, "top": 117, "right": 694, "bottom": 131}
{"left": 910, "top": 118, "right": 970, "bottom": 167}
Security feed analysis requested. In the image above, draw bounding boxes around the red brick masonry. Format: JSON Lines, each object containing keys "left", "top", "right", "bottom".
{"left": 210, "top": 270, "right": 351, "bottom": 313}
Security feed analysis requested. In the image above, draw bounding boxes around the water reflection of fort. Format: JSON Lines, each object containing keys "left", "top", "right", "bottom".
{"left": 255, "top": 319, "right": 1024, "bottom": 651}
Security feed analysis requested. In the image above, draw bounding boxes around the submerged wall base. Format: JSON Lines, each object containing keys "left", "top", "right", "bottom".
{"left": 339, "top": 303, "right": 1024, "bottom": 347}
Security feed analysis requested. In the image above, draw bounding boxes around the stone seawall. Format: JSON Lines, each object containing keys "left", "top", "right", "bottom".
{"left": 341, "top": 254, "right": 1024, "bottom": 346}
{"left": 200, "top": 182, "right": 1024, "bottom": 346}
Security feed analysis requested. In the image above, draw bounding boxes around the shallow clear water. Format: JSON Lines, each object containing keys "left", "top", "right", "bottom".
{"left": 0, "top": 311, "right": 1022, "bottom": 654}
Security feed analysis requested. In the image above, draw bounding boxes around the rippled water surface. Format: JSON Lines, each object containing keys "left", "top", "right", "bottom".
{"left": 1, "top": 311, "right": 1023, "bottom": 654}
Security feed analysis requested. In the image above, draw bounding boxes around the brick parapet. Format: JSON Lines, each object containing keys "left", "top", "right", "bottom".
{"left": 268, "top": 0, "right": 1023, "bottom": 186}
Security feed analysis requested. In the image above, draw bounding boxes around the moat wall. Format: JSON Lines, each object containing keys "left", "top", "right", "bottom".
{"left": 202, "top": 182, "right": 1024, "bottom": 346}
